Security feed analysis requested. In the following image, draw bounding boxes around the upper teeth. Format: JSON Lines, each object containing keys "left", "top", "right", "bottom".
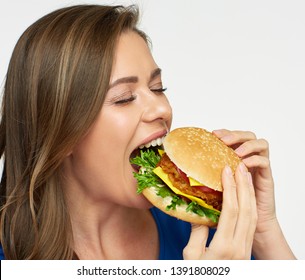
{"left": 139, "top": 136, "right": 165, "bottom": 149}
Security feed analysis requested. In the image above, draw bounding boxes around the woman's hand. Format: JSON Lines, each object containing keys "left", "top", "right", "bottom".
{"left": 212, "top": 129, "right": 275, "bottom": 234}
{"left": 183, "top": 161, "right": 257, "bottom": 259}
{"left": 211, "top": 129, "right": 295, "bottom": 259}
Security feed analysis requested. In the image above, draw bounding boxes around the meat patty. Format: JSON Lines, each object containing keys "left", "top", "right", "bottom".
{"left": 157, "top": 153, "right": 222, "bottom": 211}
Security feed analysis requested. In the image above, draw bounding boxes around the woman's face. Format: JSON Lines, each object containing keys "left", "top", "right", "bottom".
{"left": 65, "top": 31, "right": 172, "bottom": 209}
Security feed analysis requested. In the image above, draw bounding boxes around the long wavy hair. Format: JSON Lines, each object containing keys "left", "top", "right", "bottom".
{"left": 0, "top": 4, "right": 147, "bottom": 259}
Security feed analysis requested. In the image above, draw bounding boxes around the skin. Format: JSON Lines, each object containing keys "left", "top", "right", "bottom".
{"left": 184, "top": 130, "right": 296, "bottom": 259}
{"left": 63, "top": 31, "right": 295, "bottom": 260}
{"left": 63, "top": 31, "right": 172, "bottom": 259}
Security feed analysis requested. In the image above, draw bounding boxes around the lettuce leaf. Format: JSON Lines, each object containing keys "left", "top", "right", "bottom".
{"left": 130, "top": 149, "right": 163, "bottom": 194}
{"left": 131, "top": 149, "right": 220, "bottom": 223}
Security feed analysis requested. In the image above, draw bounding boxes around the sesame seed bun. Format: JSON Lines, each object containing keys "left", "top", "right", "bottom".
{"left": 144, "top": 127, "right": 242, "bottom": 226}
{"left": 144, "top": 186, "right": 218, "bottom": 226}
{"left": 163, "top": 127, "right": 241, "bottom": 192}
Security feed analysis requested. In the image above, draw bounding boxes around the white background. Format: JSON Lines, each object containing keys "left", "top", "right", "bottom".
{"left": 1, "top": 0, "right": 304, "bottom": 259}
{"left": 2, "top": 260, "right": 305, "bottom": 279}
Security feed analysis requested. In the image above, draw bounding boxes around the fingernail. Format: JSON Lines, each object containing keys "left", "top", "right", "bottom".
{"left": 225, "top": 165, "right": 232, "bottom": 175}
{"left": 220, "top": 134, "right": 233, "bottom": 143}
{"left": 212, "top": 129, "right": 223, "bottom": 136}
{"left": 238, "top": 162, "right": 247, "bottom": 174}
{"left": 235, "top": 146, "right": 244, "bottom": 156}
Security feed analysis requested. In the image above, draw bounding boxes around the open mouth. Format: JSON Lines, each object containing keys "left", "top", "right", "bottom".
{"left": 130, "top": 136, "right": 165, "bottom": 172}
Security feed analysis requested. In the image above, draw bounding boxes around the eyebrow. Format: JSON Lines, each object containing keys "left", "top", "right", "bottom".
{"left": 108, "top": 68, "right": 162, "bottom": 89}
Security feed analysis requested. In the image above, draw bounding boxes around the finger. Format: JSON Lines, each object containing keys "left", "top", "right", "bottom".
{"left": 242, "top": 155, "right": 271, "bottom": 170}
{"left": 242, "top": 156, "right": 274, "bottom": 184}
{"left": 245, "top": 172, "right": 258, "bottom": 257}
{"left": 215, "top": 165, "right": 239, "bottom": 240}
{"left": 183, "top": 224, "right": 209, "bottom": 259}
{"left": 233, "top": 163, "right": 255, "bottom": 243}
{"left": 213, "top": 129, "right": 257, "bottom": 146}
{"left": 234, "top": 139, "right": 269, "bottom": 158}
{"left": 206, "top": 165, "right": 240, "bottom": 259}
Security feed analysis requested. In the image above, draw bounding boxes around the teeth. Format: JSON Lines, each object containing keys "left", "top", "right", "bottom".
{"left": 139, "top": 136, "right": 165, "bottom": 149}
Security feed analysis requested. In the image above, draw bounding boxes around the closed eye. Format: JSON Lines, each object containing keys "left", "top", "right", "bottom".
{"left": 114, "top": 95, "right": 136, "bottom": 105}
{"left": 151, "top": 87, "right": 167, "bottom": 94}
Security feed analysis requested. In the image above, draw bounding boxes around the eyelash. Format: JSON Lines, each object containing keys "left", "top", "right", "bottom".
{"left": 113, "top": 88, "right": 167, "bottom": 105}
{"left": 151, "top": 87, "right": 167, "bottom": 94}
{"left": 114, "top": 95, "right": 136, "bottom": 105}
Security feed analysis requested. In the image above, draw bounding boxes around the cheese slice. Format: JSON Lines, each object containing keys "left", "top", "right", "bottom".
{"left": 188, "top": 176, "right": 202, "bottom": 186}
{"left": 153, "top": 166, "right": 220, "bottom": 213}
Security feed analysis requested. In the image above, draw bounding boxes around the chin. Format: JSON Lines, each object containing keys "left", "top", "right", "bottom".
{"left": 129, "top": 191, "right": 153, "bottom": 209}
{"left": 138, "top": 195, "right": 154, "bottom": 209}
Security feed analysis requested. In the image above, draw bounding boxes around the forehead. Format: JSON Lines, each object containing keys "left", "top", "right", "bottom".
{"left": 110, "top": 31, "right": 158, "bottom": 82}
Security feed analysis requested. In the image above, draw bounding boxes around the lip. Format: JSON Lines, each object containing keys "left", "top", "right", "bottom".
{"left": 130, "top": 129, "right": 167, "bottom": 173}
{"left": 138, "top": 129, "right": 168, "bottom": 148}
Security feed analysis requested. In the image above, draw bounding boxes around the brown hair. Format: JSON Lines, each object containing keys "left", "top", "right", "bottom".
{"left": 0, "top": 4, "right": 147, "bottom": 259}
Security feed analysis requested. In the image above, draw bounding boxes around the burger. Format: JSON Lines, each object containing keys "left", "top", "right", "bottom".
{"left": 130, "top": 127, "right": 241, "bottom": 227}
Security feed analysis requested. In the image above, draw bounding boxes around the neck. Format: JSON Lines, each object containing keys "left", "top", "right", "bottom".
{"left": 62, "top": 158, "right": 159, "bottom": 259}
{"left": 68, "top": 200, "right": 159, "bottom": 259}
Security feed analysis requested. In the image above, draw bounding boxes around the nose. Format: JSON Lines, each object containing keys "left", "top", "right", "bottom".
{"left": 141, "top": 91, "right": 172, "bottom": 124}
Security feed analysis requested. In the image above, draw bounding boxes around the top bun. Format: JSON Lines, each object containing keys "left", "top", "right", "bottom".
{"left": 163, "top": 127, "right": 241, "bottom": 192}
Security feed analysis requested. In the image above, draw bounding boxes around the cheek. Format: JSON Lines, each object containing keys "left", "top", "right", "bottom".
{"left": 107, "top": 113, "right": 134, "bottom": 130}
{"left": 71, "top": 112, "right": 128, "bottom": 169}
{"left": 85, "top": 109, "right": 140, "bottom": 175}
{"left": 99, "top": 106, "right": 140, "bottom": 142}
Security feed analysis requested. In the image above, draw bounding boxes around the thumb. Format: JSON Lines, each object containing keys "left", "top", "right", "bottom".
{"left": 183, "top": 224, "right": 209, "bottom": 259}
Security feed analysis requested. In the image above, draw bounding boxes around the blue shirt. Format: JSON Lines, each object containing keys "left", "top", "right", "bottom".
{"left": 0, "top": 244, "right": 4, "bottom": 260}
{"left": 150, "top": 207, "right": 216, "bottom": 260}
{"left": 0, "top": 207, "right": 216, "bottom": 260}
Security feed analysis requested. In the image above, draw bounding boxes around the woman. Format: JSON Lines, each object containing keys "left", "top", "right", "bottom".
{"left": 0, "top": 4, "right": 295, "bottom": 259}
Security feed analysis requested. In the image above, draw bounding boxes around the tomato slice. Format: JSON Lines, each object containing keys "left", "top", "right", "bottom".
{"left": 173, "top": 161, "right": 221, "bottom": 197}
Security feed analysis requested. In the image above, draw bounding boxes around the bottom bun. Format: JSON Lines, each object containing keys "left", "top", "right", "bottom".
{"left": 143, "top": 187, "right": 218, "bottom": 227}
